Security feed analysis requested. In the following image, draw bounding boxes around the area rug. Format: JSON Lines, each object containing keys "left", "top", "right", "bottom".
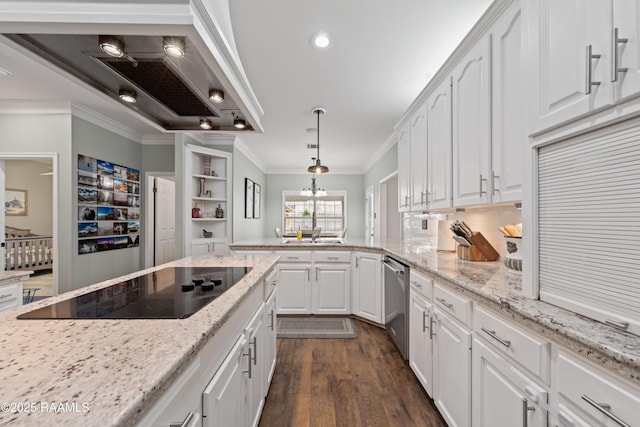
{"left": 277, "top": 316, "right": 358, "bottom": 339}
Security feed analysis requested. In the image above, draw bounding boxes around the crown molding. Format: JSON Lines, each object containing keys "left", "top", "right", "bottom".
{"left": 141, "top": 133, "right": 175, "bottom": 146}
{"left": 234, "top": 136, "right": 266, "bottom": 174}
{"left": 0, "top": 100, "right": 72, "bottom": 115}
{"left": 71, "top": 102, "right": 143, "bottom": 143}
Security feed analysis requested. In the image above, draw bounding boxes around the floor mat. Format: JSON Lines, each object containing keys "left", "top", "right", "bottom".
{"left": 277, "top": 316, "right": 358, "bottom": 339}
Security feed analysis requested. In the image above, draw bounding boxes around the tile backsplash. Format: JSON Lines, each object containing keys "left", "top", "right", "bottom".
{"left": 403, "top": 205, "right": 522, "bottom": 260}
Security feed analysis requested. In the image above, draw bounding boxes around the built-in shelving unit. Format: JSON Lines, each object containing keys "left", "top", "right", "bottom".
{"left": 185, "top": 145, "right": 232, "bottom": 256}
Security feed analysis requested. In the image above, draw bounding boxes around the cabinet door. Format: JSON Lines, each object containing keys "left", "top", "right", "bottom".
{"left": 491, "top": 4, "right": 525, "bottom": 203}
{"left": 472, "top": 338, "right": 547, "bottom": 427}
{"left": 528, "top": 0, "right": 613, "bottom": 134}
{"left": 433, "top": 309, "right": 472, "bottom": 427}
{"left": 191, "top": 241, "right": 211, "bottom": 257}
{"left": 614, "top": 0, "right": 640, "bottom": 102}
{"left": 352, "top": 253, "right": 382, "bottom": 323}
{"left": 265, "top": 289, "right": 277, "bottom": 386}
{"left": 409, "top": 289, "right": 434, "bottom": 397}
{"left": 397, "top": 124, "right": 412, "bottom": 212}
{"left": 313, "top": 264, "right": 350, "bottom": 314}
{"left": 202, "top": 335, "right": 248, "bottom": 427}
{"left": 276, "top": 264, "right": 311, "bottom": 314}
{"left": 410, "top": 104, "right": 428, "bottom": 210}
{"left": 452, "top": 36, "right": 492, "bottom": 207}
{"left": 427, "top": 78, "right": 453, "bottom": 210}
{"left": 246, "top": 306, "right": 266, "bottom": 427}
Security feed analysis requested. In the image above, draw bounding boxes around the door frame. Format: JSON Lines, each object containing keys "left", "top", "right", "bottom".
{"left": 0, "top": 152, "right": 58, "bottom": 295}
{"left": 378, "top": 171, "right": 398, "bottom": 243}
{"left": 365, "top": 185, "right": 374, "bottom": 241}
{"left": 144, "top": 171, "right": 175, "bottom": 268}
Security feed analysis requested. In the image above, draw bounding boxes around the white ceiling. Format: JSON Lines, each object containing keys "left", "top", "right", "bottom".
{"left": 0, "top": 0, "right": 493, "bottom": 173}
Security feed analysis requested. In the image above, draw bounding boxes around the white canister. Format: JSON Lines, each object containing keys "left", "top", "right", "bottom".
{"left": 503, "top": 236, "right": 522, "bottom": 274}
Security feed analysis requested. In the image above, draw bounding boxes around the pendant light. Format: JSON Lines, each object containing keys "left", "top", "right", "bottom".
{"left": 307, "top": 108, "right": 329, "bottom": 174}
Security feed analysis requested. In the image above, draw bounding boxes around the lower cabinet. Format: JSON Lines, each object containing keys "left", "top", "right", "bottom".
{"left": 433, "top": 306, "right": 472, "bottom": 427}
{"left": 277, "top": 263, "right": 312, "bottom": 314}
{"left": 0, "top": 278, "right": 24, "bottom": 313}
{"left": 409, "top": 288, "right": 434, "bottom": 397}
{"left": 246, "top": 303, "right": 266, "bottom": 427}
{"left": 202, "top": 334, "right": 249, "bottom": 427}
{"left": 313, "top": 263, "right": 350, "bottom": 315}
{"left": 351, "top": 252, "right": 383, "bottom": 323}
{"left": 472, "top": 337, "right": 548, "bottom": 427}
{"left": 264, "top": 288, "right": 277, "bottom": 384}
{"left": 191, "top": 239, "right": 227, "bottom": 256}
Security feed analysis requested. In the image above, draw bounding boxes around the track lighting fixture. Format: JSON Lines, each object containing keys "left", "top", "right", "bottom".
{"left": 99, "top": 35, "right": 125, "bottom": 58}
{"left": 209, "top": 89, "right": 224, "bottom": 103}
{"left": 199, "top": 118, "right": 213, "bottom": 130}
{"left": 163, "top": 36, "right": 186, "bottom": 58}
{"left": 118, "top": 89, "right": 137, "bottom": 103}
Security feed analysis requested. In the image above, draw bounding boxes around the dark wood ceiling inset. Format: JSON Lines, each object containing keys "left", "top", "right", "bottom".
{"left": 103, "top": 59, "right": 217, "bottom": 117}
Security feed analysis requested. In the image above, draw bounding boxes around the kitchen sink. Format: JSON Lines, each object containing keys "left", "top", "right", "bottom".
{"left": 281, "top": 238, "right": 344, "bottom": 244}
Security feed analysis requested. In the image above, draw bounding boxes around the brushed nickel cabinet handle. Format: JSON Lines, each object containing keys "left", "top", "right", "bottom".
{"left": 612, "top": 27, "right": 629, "bottom": 82}
{"left": 479, "top": 174, "right": 487, "bottom": 196}
{"left": 581, "top": 394, "right": 630, "bottom": 427}
{"left": 436, "top": 297, "right": 453, "bottom": 309}
{"left": 429, "top": 317, "right": 436, "bottom": 339}
{"left": 481, "top": 327, "right": 512, "bottom": 348}
{"left": 422, "top": 311, "right": 429, "bottom": 333}
{"left": 586, "top": 44, "right": 602, "bottom": 94}
{"left": 522, "top": 399, "right": 535, "bottom": 427}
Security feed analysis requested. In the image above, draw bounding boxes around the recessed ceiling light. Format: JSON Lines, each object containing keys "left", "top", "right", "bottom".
{"left": 163, "top": 36, "right": 186, "bottom": 58}
{"left": 234, "top": 118, "right": 246, "bottom": 129}
{"left": 200, "top": 118, "right": 213, "bottom": 130}
{"left": 311, "top": 32, "right": 333, "bottom": 50}
{"left": 209, "top": 89, "right": 224, "bottom": 103}
{"left": 99, "top": 35, "right": 125, "bottom": 58}
{"left": 118, "top": 89, "right": 137, "bottom": 103}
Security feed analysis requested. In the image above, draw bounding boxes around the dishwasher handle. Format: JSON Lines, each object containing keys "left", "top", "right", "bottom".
{"left": 383, "top": 259, "right": 405, "bottom": 275}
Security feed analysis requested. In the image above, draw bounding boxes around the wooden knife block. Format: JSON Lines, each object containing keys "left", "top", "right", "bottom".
{"left": 457, "top": 232, "right": 499, "bottom": 262}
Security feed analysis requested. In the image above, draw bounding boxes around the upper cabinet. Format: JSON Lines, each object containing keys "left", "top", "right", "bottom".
{"left": 527, "top": 0, "right": 640, "bottom": 135}
{"left": 491, "top": 3, "right": 525, "bottom": 203}
{"left": 397, "top": 124, "right": 412, "bottom": 212}
{"left": 426, "top": 78, "right": 453, "bottom": 210}
{"left": 452, "top": 36, "right": 492, "bottom": 207}
{"left": 410, "top": 105, "right": 429, "bottom": 210}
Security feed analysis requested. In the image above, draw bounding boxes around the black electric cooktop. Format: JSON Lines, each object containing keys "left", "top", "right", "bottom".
{"left": 17, "top": 266, "right": 252, "bottom": 320}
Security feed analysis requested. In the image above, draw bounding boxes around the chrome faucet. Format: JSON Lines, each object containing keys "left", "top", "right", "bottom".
{"left": 311, "top": 209, "right": 317, "bottom": 242}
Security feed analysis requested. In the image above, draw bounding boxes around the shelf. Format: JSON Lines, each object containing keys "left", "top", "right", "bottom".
{"left": 192, "top": 174, "right": 227, "bottom": 181}
{"left": 191, "top": 218, "right": 227, "bottom": 222}
{"left": 192, "top": 197, "right": 227, "bottom": 202}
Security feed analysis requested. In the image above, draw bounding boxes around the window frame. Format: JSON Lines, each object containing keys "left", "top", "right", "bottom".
{"left": 281, "top": 190, "right": 347, "bottom": 237}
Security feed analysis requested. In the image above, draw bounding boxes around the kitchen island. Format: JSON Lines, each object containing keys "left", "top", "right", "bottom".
{"left": 0, "top": 254, "right": 278, "bottom": 427}
{"left": 231, "top": 238, "right": 640, "bottom": 385}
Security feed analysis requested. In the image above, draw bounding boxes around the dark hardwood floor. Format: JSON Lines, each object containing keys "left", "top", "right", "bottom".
{"left": 259, "top": 319, "right": 447, "bottom": 427}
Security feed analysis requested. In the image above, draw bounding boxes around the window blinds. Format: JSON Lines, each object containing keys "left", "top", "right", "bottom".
{"left": 537, "top": 120, "right": 640, "bottom": 335}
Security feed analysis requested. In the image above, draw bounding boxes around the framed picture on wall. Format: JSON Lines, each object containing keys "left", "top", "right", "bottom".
{"left": 5, "top": 189, "right": 28, "bottom": 216}
{"left": 245, "top": 178, "right": 254, "bottom": 218}
{"left": 253, "top": 183, "right": 261, "bottom": 219}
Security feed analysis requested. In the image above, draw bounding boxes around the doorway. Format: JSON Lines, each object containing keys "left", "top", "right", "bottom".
{"left": 0, "top": 155, "right": 57, "bottom": 299}
{"left": 145, "top": 172, "right": 176, "bottom": 268}
{"left": 379, "top": 172, "right": 401, "bottom": 242}
{"left": 365, "top": 186, "right": 375, "bottom": 241}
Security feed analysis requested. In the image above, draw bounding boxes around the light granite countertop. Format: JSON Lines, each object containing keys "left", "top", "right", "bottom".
{"left": 231, "top": 238, "right": 640, "bottom": 386}
{"left": 0, "top": 254, "right": 278, "bottom": 427}
{"left": 0, "top": 271, "right": 33, "bottom": 283}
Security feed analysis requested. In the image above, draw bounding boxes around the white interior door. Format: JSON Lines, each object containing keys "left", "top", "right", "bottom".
{"left": 154, "top": 176, "right": 175, "bottom": 266}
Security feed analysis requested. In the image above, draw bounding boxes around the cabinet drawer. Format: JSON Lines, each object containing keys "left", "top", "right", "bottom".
{"left": 276, "top": 251, "right": 312, "bottom": 262}
{"left": 313, "top": 251, "right": 350, "bottom": 263}
{"left": 474, "top": 305, "right": 551, "bottom": 384}
{"left": 558, "top": 352, "right": 640, "bottom": 427}
{"left": 0, "top": 282, "right": 22, "bottom": 312}
{"left": 410, "top": 270, "right": 433, "bottom": 300}
{"left": 433, "top": 282, "right": 472, "bottom": 327}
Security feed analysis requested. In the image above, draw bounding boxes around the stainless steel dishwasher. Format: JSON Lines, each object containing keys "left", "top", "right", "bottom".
{"left": 383, "top": 256, "right": 410, "bottom": 360}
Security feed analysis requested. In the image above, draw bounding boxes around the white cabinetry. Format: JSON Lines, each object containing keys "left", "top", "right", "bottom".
{"left": 397, "top": 124, "right": 412, "bottom": 211}
{"left": 452, "top": 35, "right": 492, "bottom": 207}
{"left": 556, "top": 351, "right": 639, "bottom": 427}
{"left": 276, "top": 251, "right": 350, "bottom": 315}
{"left": 491, "top": 3, "right": 525, "bottom": 203}
{"left": 0, "top": 278, "right": 24, "bottom": 313}
{"left": 246, "top": 304, "right": 266, "bottom": 427}
{"left": 186, "top": 145, "right": 232, "bottom": 256}
{"left": 472, "top": 305, "right": 550, "bottom": 427}
{"left": 202, "top": 334, "right": 249, "bottom": 427}
{"left": 410, "top": 104, "right": 429, "bottom": 210}
{"left": 473, "top": 338, "right": 548, "bottom": 427}
{"left": 426, "top": 78, "right": 453, "bottom": 209}
{"left": 408, "top": 270, "right": 434, "bottom": 397}
{"left": 432, "top": 283, "right": 473, "bottom": 427}
{"left": 264, "top": 286, "right": 277, "bottom": 385}
{"left": 351, "top": 252, "right": 383, "bottom": 323}
{"left": 527, "top": 0, "right": 619, "bottom": 134}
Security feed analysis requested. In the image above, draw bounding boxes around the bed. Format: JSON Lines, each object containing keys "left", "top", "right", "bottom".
{"left": 4, "top": 226, "right": 53, "bottom": 272}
